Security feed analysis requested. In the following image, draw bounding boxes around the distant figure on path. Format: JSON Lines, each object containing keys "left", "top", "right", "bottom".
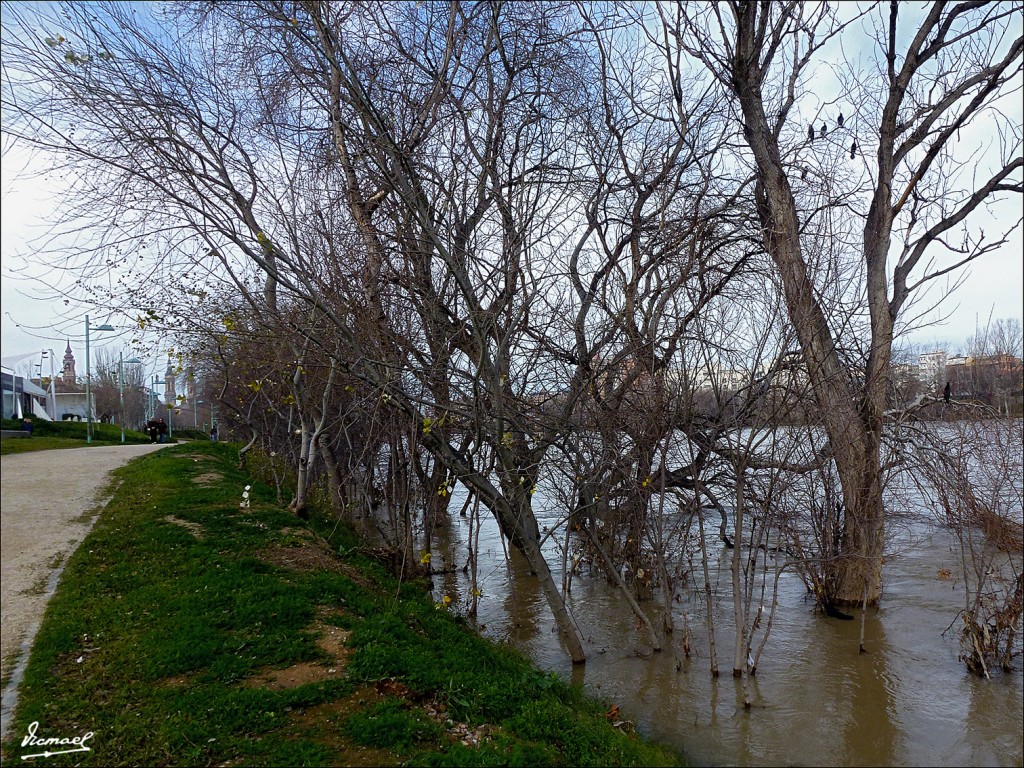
{"left": 943, "top": 381, "right": 951, "bottom": 404}
{"left": 210, "top": 424, "right": 218, "bottom": 442}
{"left": 158, "top": 418, "right": 168, "bottom": 443}
{"left": 146, "top": 418, "right": 159, "bottom": 443}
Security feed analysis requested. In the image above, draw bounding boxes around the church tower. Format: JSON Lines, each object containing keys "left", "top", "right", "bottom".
{"left": 164, "top": 362, "right": 176, "bottom": 406}
{"left": 61, "top": 341, "right": 77, "bottom": 385}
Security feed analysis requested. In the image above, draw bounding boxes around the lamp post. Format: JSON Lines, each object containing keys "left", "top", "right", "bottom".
{"left": 150, "top": 377, "right": 161, "bottom": 420}
{"left": 150, "top": 376, "right": 165, "bottom": 438}
{"left": 85, "top": 316, "right": 115, "bottom": 444}
{"left": 119, "top": 353, "right": 142, "bottom": 443}
{"left": 193, "top": 399, "right": 204, "bottom": 429}
{"left": 41, "top": 349, "right": 57, "bottom": 420}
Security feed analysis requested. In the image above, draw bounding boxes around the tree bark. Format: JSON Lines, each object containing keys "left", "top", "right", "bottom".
{"left": 730, "top": 6, "right": 884, "bottom": 606}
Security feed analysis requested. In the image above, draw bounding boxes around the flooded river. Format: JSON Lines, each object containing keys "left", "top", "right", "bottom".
{"left": 429, "top": 489, "right": 1023, "bottom": 766}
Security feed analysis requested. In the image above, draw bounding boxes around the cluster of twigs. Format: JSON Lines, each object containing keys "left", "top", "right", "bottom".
{"left": 906, "top": 417, "right": 1023, "bottom": 677}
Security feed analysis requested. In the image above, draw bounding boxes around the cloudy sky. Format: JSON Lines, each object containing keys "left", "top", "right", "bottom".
{"left": 2, "top": 3, "right": 1022, "bottom": 376}
{"left": 6, "top": 145, "right": 1018, "bottom": 372}
{"left": 0, "top": 143, "right": 167, "bottom": 380}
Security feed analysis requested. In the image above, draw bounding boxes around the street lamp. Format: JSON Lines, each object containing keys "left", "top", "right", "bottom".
{"left": 150, "top": 377, "right": 162, "bottom": 419}
{"left": 193, "top": 399, "right": 204, "bottom": 429}
{"left": 40, "top": 349, "right": 57, "bottom": 420}
{"left": 150, "top": 376, "right": 165, "bottom": 437}
{"left": 85, "top": 316, "right": 115, "bottom": 444}
{"left": 119, "top": 353, "right": 142, "bottom": 444}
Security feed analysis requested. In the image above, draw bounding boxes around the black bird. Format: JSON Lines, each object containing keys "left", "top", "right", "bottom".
{"left": 850, "top": 139, "right": 857, "bottom": 159}
{"left": 801, "top": 166, "right": 808, "bottom": 180}
{"left": 808, "top": 124, "right": 815, "bottom": 141}
{"left": 837, "top": 112, "right": 844, "bottom": 128}
{"left": 821, "top": 122, "right": 828, "bottom": 138}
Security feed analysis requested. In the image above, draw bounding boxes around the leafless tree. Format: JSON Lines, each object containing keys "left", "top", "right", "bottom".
{"left": 90, "top": 348, "right": 146, "bottom": 427}
{"left": 5, "top": 1, "right": 1019, "bottom": 677}
{"left": 903, "top": 417, "right": 1023, "bottom": 675}
{"left": 676, "top": 0, "right": 1022, "bottom": 608}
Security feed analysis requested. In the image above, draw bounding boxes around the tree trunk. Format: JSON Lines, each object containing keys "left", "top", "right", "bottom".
{"left": 518, "top": 534, "right": 587, "bottom": 664}
{"left": 730, "top": 13, "right": 885, "bottom": 607}
{"left": 489, "top": 488, "right": 587, "bottom": 664}
{"left": 318, "top": 440, "right": 348, "bottom": 521}
{"left": 831, "top": 439, "right": 885, "bottom": 605}
{"left": 289, "top": 418, "right": 312, "bottom": 518}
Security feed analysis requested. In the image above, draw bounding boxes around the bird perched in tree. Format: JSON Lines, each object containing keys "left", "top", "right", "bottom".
{"left": 837, "top": 112, "right": 844, "bottom": 128}
{"left": 801, "top": 166, "right": 808, "bottom": 180}
{"left": 821, "top": 122, "right": 828, "bottom": 138}
{"left": 850, "top": 139, "right": 857, "bottom": 159}
{"left": 808, "top": 124, "right": 815, "bottom": 141}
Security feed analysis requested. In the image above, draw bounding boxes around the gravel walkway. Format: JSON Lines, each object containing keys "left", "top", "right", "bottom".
{"left": 0, "top": 443, "right": 167, "bottom": 738}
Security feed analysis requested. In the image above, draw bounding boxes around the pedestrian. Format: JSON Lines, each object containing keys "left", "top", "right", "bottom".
{"left": 158, "top": 418, "right": 167, "bottom": 443}
{"left": 210, "top": 424, "right": 218, "bottom": 442}
{"left": 943, "top": 381, "right": 951, "bottom": 404}
{"left": 147, "top": 418, "right": 159, "bottom": 443}
{"left": 21, "top": 417, "right": 33, "bottom": 435}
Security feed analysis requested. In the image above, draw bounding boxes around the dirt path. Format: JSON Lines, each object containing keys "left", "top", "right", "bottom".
{"left": 0, "top": 444, "right": 168, "bottom": 690}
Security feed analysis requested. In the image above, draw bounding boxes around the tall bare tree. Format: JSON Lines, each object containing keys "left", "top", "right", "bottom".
{"left": 677, "top": 0, "right": 1022, "bottom": 607}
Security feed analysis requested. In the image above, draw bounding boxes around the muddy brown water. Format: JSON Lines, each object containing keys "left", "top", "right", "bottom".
{"left": 429, "top": 492, "right": 1023, "bottom": 767}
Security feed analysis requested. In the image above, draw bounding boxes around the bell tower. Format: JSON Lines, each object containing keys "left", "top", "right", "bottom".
{"left": 61, "top": 341, "right": 77, "bottom": 385}
{"left": 164, "top": 362, "right": 176, "bottom": 405}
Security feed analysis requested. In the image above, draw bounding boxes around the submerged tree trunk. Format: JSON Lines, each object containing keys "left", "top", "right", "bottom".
{"left": 490, "top": 493, "right": 586, "bottom": 663}
{"left": 831, "top": 440, "right": 886, "bottom": 605}
{"left": 583, "top": 525, "right": 662, "bottom": 651}
{"left": 728, "top": 9, "right": 886, "bottom": 607}
{"left": 519, "top": 535, "right": 587, "bottom": 664}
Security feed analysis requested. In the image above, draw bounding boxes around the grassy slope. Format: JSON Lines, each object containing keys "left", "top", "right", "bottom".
{"left": 0, "top": 419, "right": 154, "bottom": 455}
{"left": 0, "top": 442, "right": 681, "bottom": 767}
{"left": 0, "top": 421, "right": 210, "bottom": 454}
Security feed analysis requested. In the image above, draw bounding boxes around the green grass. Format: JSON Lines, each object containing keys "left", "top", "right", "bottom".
{"left": 0, "top": 417, "right": 180, "bottom": 454}
{"left": 0, "top": 442, "right": 681, "bottom": 766}
{"left": 343, "top": 698, "right": 444, "bottom": 751}
{"left": 1, "top": 418, "right": 168, "bottom": 454}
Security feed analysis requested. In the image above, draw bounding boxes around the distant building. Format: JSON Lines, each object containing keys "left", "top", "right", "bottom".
{"left": 164, "top": 362, "right": 176, "bottom": 405}
{"left": 61, "top": 340, "right": 77, "bottom": 386}
{"left": 1, "top": 369, "right": 51, "bottom": 420}
{"left": 917, "top": 350, "right": 947, "bottom": 386}
{"left": 30, "top": 343, "right": 98, "bottom": 420}
{"left": 53, "top": 392, "right": 93, "bottom": 421}
{"left": 946, "top": 354, "right": 1024, "bottom": 411}
{"left": 55, "top": 342, "right": 86, "bottom": 394}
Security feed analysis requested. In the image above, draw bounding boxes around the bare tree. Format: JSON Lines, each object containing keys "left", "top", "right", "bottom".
{"left": 5, "top": 2, "right": 1018, "bottom": 683}
{"left": 677, "top": 1, "right": 1022, "bottom": 607}
{"left": 904, "top": 417, "right": 1024, "bottom": 675}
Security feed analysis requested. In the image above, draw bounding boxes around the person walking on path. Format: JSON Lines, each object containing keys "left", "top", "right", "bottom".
{"left": 157, "top": 418, "right": 168, "bottom": 443}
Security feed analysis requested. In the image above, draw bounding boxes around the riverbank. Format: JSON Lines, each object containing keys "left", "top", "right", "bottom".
{"left": 0, "top": 442, "right": 680, "bottom": 766}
